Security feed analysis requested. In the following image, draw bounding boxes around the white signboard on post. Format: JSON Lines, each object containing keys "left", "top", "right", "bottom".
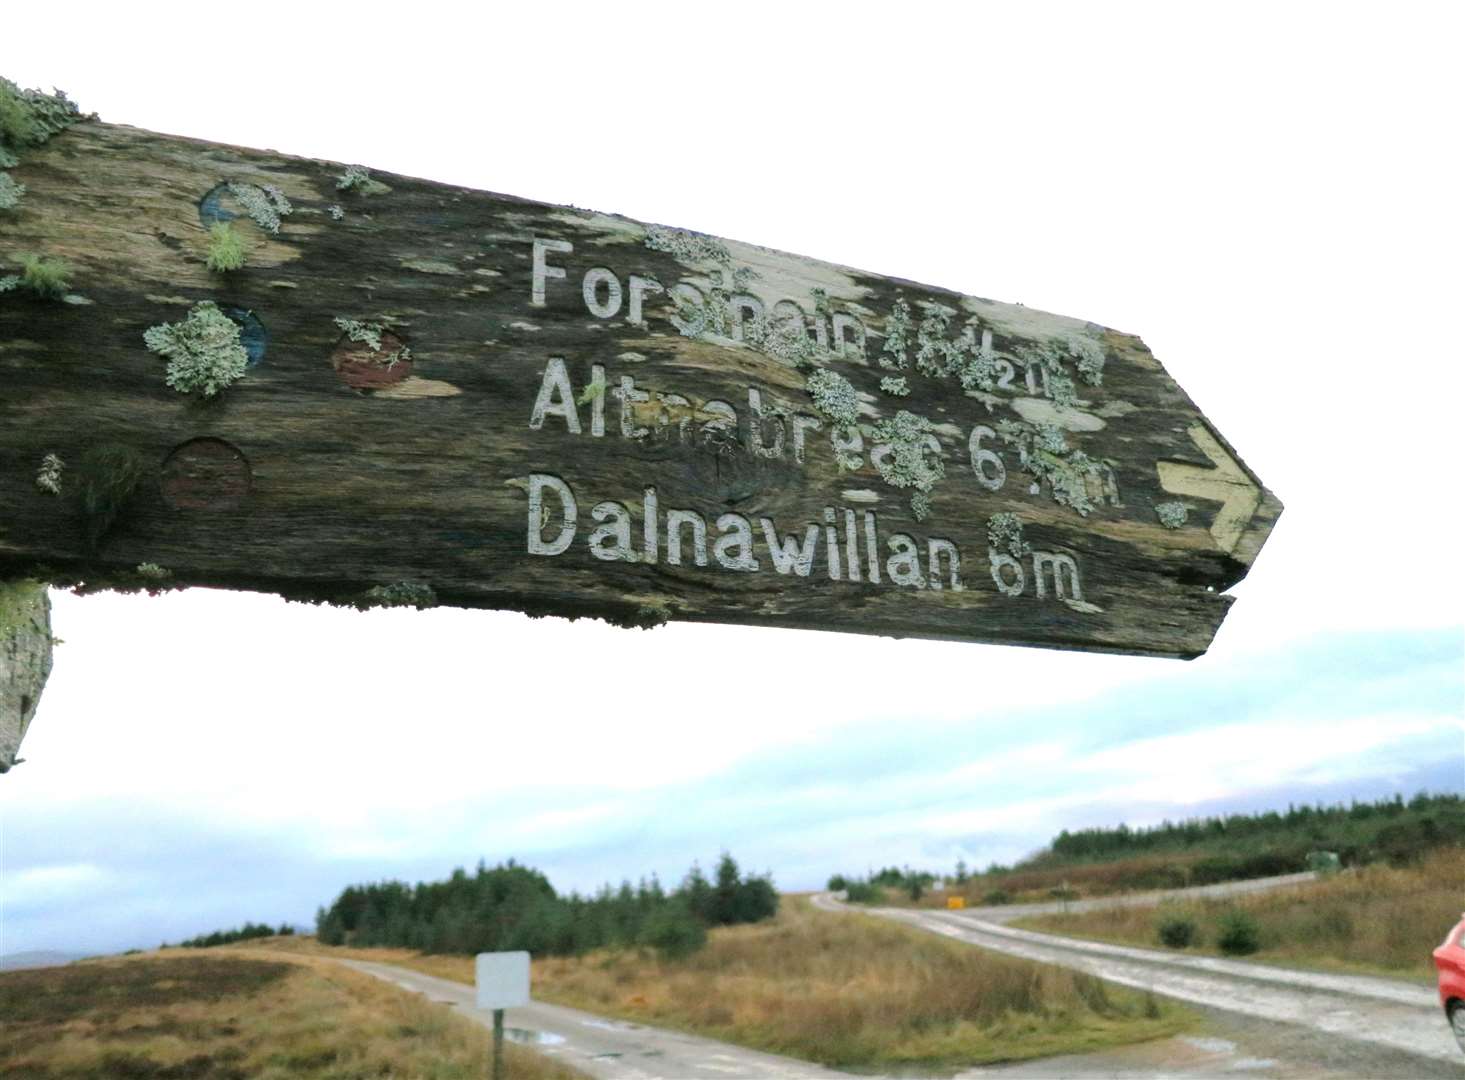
{"left": 475, "top": 951, "right": 530, "bottom": 1010}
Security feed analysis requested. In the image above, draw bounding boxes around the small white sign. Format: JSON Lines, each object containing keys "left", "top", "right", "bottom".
{"left": 475, "top": 950, "right": 530, "bottom": 1010}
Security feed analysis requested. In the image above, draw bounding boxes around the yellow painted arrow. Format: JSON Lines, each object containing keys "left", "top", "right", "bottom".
{"left": 1156, "top": 425, "right": 1263, "bottom": 554}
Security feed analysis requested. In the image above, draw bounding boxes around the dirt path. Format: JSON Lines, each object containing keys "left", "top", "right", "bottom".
{"left": 337, "top": 957, "right": 851, "bottom": 1080}
{"left": 813, "top": 882, "right": 1459, "bottom": 1077}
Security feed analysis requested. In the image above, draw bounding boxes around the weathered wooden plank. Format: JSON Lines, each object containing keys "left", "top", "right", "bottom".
{"left": 0, "top": 119, "right": 1280, "bottom": 659}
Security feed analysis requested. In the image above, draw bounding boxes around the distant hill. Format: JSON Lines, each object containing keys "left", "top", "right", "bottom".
{"left": 1, "top": 950, "right": 88, "bottom": 972}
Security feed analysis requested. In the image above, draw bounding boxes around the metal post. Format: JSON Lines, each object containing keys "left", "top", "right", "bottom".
{"left": 492, "top": 1007, "right": 504, "bottom": 1080}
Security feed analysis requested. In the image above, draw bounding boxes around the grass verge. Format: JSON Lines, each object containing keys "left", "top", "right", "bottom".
{"left": 276, "top": 897, "right": 1195, "bottom": 1073}
{"left": 1012, "top": 846, "right": 1463, "bottom": 983}
{"left": 0, "top": 948, "right": 584, "bottom": 1079}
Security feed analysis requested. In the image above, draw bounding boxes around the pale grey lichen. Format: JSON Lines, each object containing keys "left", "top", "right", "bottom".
{"left": 327, "top": 204, "right": 345, "bottom": 220}
{"left": 0, "top": 172, "right": 23, "bottom": 210}
{"left": 745, "top": 312, "right": 817, "bottom": 365}
{"left": 915, "top": 302, "right": 967, "bottom": 377}
{"left": 0, "top": 275, "right": 17, "bottom": 292}
{"left": 910, "top": 491, "right": 932, "bottom": 521}
{"left": 336, "top": 165, "right": 372, "bottom": 191}
{"left": 807, "top": 368, "right": 860, "bottom": 426}
{"left": 872, "top": 410, "right": 945, "bottom": 494}
{"left": 1155, "top": 501, "right": 1188, "bottom": 529}
{"left": 987, "top": 512, "right": 1030, "bottom": 558}
{"left": 227, "top": 182, "right": 292, "bottom": 234}
{"left": 1068, "top": 334, "right": 1106, "bottom": 386}
{"left": 135, "top": 562, "right": 171, "bottom": 581}
{"left": 35, "top": 453, "right": 63, "bottom": 495}
{"left": 958, "top": 335, "right": 1002, "bottom": 392}
{"left": 1015, "top": 335, "right": 1106, "bottom": 406}
{"left": 360, "top": 582, "right": 437, "bottom": 609}
{"left": 143, "top": 301, "right": 248, "bottom": 398}
{"left": 333, "top": 316, "right": 410, "bottom": 366}
{"left": 996, "top": 418, "right": 1110, "bottom": 516}
{"left": 880, "top": 375, "right": 909, "bottom": 396}
{"left": 644, "top": 224, "right": 732, "bottom": 265}
{"left": 880, "top": 297, "right": 912, "bottom": 370}
{"left": 633, "top": 602, "right": 671, "bottom": 629}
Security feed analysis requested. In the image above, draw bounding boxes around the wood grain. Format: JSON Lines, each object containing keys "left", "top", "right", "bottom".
{"left": 0, "top": 121, "right": 1281, "bottom": 658}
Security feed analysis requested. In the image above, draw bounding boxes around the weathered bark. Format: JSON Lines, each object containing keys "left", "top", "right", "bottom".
{"left": 0, "top": 582, "right": 52, "bottom": 771}
{"left": 0, "top": 120, "right": 1280, "bottom": 661}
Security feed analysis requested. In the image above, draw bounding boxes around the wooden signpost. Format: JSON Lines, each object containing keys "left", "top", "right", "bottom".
{"left": 0, "top": 94, "right": 1281, "bottom": 741}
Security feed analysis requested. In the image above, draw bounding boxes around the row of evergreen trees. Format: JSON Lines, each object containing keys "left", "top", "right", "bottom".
{"left": 315, "top": 853, "right": 776, "bottom": 959}
{"left": 1040, "top": 791, "right": 1461, "bottom": 865}
{"left": 171, "top": 922, "right": 295, "bottom": 949}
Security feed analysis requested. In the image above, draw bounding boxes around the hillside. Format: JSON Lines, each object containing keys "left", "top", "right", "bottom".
{"left": 832, "top": 791, "right": 1463, "bottom": 906}
{"left": 0, "top": 946, "right": 583, "bottom": 1079}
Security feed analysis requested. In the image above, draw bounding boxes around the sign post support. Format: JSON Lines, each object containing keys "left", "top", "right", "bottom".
{"left": 475, "top": 951, "right": 529, "bottom": 1080}
{"left": 492, "top": 1007, "right": 504, "bottom": 1080}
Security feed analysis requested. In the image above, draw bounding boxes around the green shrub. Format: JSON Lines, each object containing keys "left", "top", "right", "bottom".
{"left": 827, "top": 874, "right": 848, "bottom": 892}
{"left": 1216, "top": 910, "right": 1261, "bottom": 955}
{"left": 843, "top": 880, "right": 883, "bottom": 903}
{"left": 982, "top": 889, "right": 1012, "bottom": 906}
{"left": 638, "top": 904, "right": 706, "bottom": 960}
{"left": 1156, "top": 912, "right": 1198, "bottom": 948}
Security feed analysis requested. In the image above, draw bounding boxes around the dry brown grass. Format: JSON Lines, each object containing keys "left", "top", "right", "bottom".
{"left": 0, "top": 946, "right": 584, "bottom": 1079}
{"left": 1015, "top": 846, "right": 1465, "bottom": 982}
{"left": 276, "top": 899, "right": 1193, "bottom": 1072}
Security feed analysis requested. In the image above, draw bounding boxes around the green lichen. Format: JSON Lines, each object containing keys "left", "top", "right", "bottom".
{"left": 35, "top": 453, "right": 63, "bottom": 495}
{"left": 806, "top": 368, "right": 860, "bottom": 426}
{"left": 359, "top": 582, "right": 437, "bottom": 609}
{"left": 910, "top": 491, "right": 932, "bottom": 521}
{"left": 333, "top": 317, "right": 410, "bottom": 366}
{"left": 327, "top": 204, "right": 345, "bottom": 220}
{"left": 135, "top": 562, "right": 170, "bottom": 581}
{"left": 880, "top": 297, "right": 912, "bottom": 370}
{"left": 1155, "top": 501, "right": 1188, "bottom": 529}
{"left": 987, "top": 512, "right": 1030, "bottom": 558}
{"left": 879, "top": 375, "right": 909, "bottom": 397}
{"left": 577, "top": 380, "right": 605, "bottom": 406}
{"left": 0, "top": 275, "right": 16, "bottom": 292}
{"left": 76, "top": 444, "right": 146, "bottom": 550}
{"left": 227, "top": 181, "right": 292, "bottom": 234}
{"left": 11, "top": 254, "right": 71, "bottom": 299}
{"left": 0, "top": 172, "right": 23, "bottom": 210}
{"left": 872, "top": 410, "right": 944, "bottom": 494}
{"left": 0, "top": 78, "right": 83, "bottom": 162}
{"left": 995, "top": 419, "right": 1111, "bottom": 516}
{"left": 644, "top": 225, "right": 732, "bottom": 265}
{"left": 143, "top": 302, "right": 249, "bottom": 398}
{"left": 205, "top": 222, "right": 248, "bottom": 273}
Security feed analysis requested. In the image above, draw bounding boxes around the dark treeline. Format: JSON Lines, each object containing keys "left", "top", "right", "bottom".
{"left": 315, "top": 853, "right": 776, "bottom": 959}
{"left": 1034, "top": 791, "right": 1463, "bottom": 868}
{"left": 170, "top": 922, "right": 295, "bottom": 949}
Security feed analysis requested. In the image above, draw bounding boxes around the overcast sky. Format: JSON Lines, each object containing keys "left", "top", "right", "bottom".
{"left": 3, "top": 2, "right": 1462, "bottom": 958}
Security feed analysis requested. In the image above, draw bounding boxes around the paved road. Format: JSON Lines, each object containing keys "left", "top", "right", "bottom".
{"left": 338, "top": 957, "right": 851, "bottom": 1080}
{"left": 813, "top": 879, "right": 1460, "bottom": 1075}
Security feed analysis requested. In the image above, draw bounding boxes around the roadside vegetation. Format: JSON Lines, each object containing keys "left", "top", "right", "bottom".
{"left": 0, "top": 948, "right": 583, "bottom": 1079}
{"left": 1015, "top": 844, "right": 1464, "bottom": 981}
{"left": 316, "top": 853, "right": 774, "bottom": 959}
{"left": 830, "top": 791, "right": 1462, "bottom": 907}
{"left": 280, "top": 897, "right": 1194, "bottom": 1072}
